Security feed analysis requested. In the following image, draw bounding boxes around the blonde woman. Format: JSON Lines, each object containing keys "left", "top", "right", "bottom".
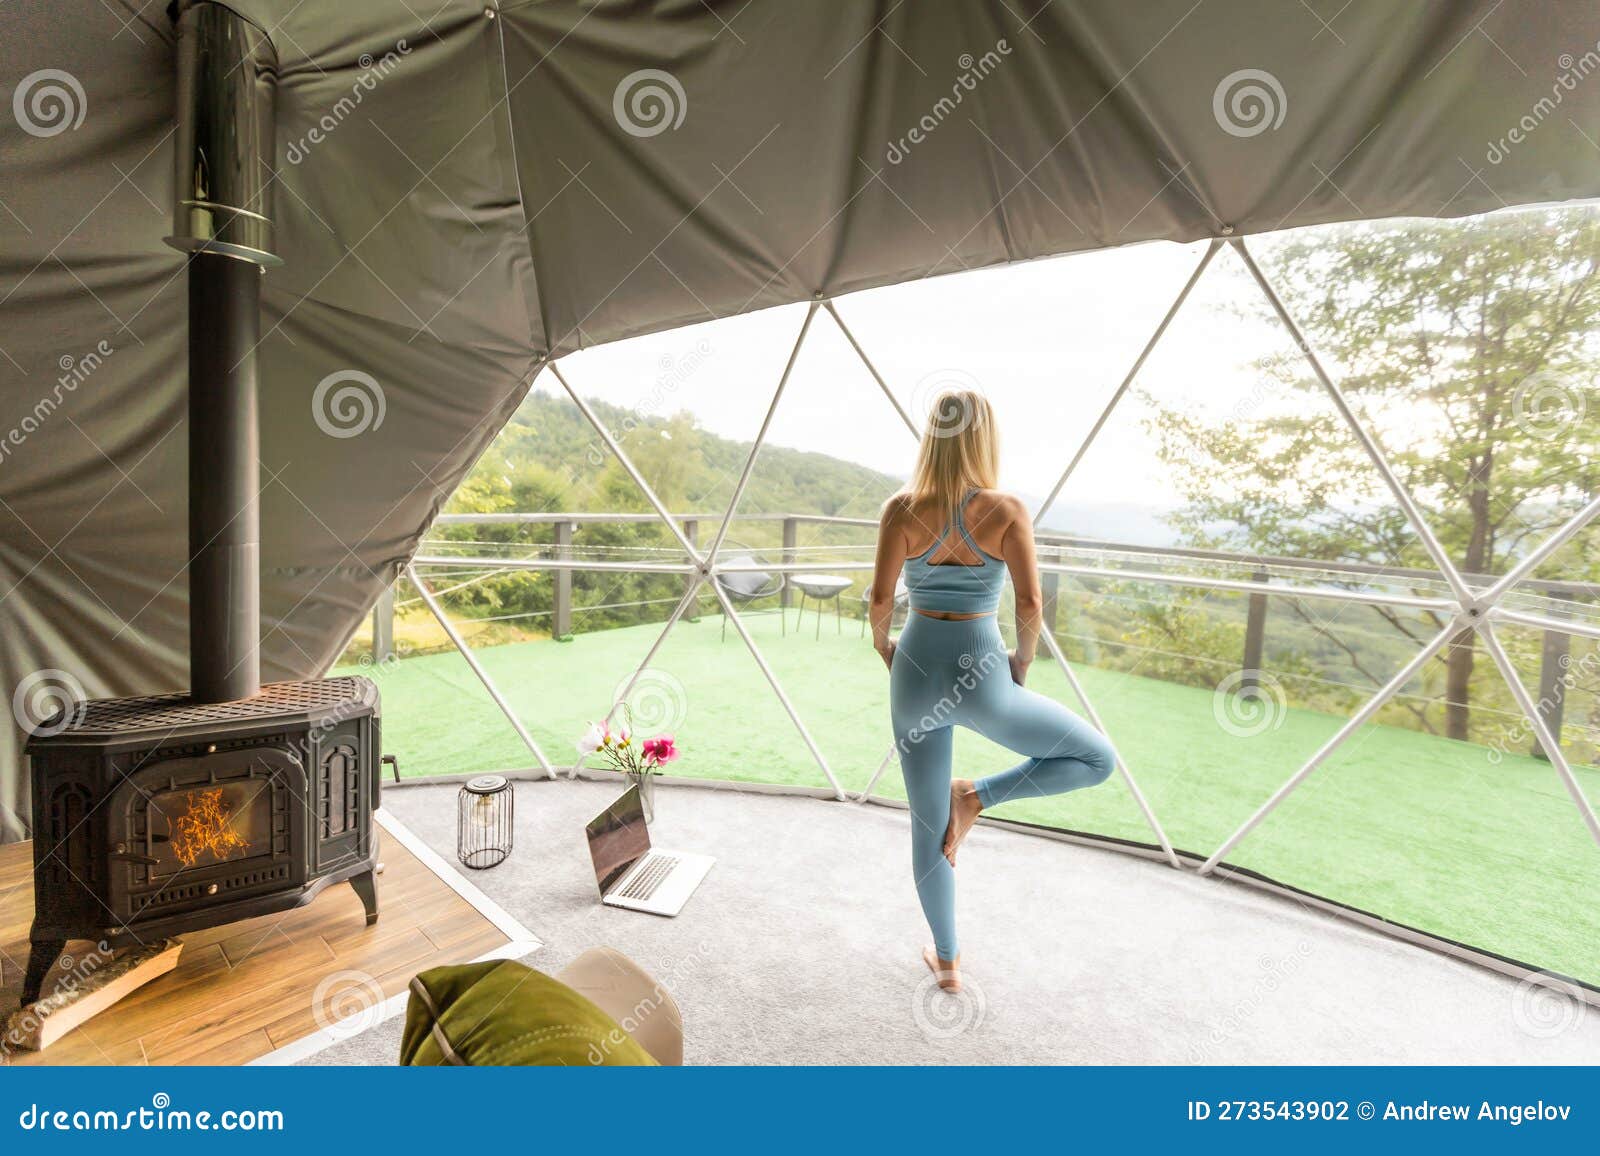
{"left": 870, "top": 391, "right": 1115, "bottom": 993}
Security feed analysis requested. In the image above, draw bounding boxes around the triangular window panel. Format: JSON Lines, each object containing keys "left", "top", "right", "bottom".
{"left": 1223, "top": 620, "right": 1600, "bottom": 988}
{"left": 553, "top": 303, "right": 817, "bottom": 554}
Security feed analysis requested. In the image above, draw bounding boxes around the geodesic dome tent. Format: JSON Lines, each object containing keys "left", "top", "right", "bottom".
{"left": 4, "top": 0, "right": 1600, "bottom": 999}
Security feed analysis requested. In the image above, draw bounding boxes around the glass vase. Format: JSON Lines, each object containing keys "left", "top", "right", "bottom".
{"left": 625, "top": 770, "right": 657, "bottom": 823}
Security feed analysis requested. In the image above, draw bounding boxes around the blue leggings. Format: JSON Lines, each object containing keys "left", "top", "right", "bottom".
{"left": 889, "top": 613, "right": 1116, "bottom": 959}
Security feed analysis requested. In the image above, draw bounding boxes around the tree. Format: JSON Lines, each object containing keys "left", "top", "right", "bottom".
{"left": 1150, "top": 207, "right": 1600, "bottom": 741}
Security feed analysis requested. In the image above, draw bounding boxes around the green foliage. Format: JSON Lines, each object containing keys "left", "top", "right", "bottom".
{"left": 421, "top": 390, "right": 903, "bottom": 638}
{"left": 1148, "top": 206, "right": 1600, "bottom": 743}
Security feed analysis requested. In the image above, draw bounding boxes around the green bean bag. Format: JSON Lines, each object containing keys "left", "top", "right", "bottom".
{"left": 400, "top": 959, "right": 658, "bottom": 1066}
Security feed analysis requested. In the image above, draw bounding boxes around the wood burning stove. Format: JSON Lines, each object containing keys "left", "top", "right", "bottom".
{"left": 24, "top": 680, "right": 381, "bottom": 1002}
{"left": 21, "top": 2, "right": 382, "bottom": 1004}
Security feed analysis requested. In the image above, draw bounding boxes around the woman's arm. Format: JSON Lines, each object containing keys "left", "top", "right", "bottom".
{"left": 870, "top": 498, "right": 908, "bottom": 669}
{"left": 998, "top": 494, "right": 1042, "bottom": 683}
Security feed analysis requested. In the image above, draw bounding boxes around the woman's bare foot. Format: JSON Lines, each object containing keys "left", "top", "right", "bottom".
{"left": 943, "top": 780, "right": 983, "bottom": 866}
{"left": 922, "top": 946, "right": 961, "bottom": 992}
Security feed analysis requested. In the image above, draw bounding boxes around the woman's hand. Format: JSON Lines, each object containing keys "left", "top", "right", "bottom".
{"left": 877, "top": 639, "right": 896, "bottom": 671}
{"left": 1009, "top": 649, "right": 1031, "bottom": 686}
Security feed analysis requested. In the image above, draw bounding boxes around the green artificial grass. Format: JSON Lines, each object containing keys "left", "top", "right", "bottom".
{"left": 338, "top": 610, "right": 1600, "bottom": 984}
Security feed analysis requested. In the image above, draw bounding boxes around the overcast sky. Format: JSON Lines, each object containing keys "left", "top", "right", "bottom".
{"left": 547, "top": 234, "right": 1309, "bottom": 536}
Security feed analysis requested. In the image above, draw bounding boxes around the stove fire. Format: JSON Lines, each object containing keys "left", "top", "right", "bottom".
{"left": 169, "top": 787, "right": 252, "bottom": 868}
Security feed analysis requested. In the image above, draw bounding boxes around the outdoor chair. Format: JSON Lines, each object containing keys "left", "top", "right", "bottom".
{"left": 859, "top": 577, "right": 909, "bottom": 638}
{"left": 713, "top": 546, "right": 786, "bottom": 641}
{"left": 791, "top": 573, "right": 853, "bottom": 638}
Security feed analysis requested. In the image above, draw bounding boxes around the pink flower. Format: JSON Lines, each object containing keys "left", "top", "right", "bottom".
{"left": 642, "top": 736, "right": 678, "bottom": 765}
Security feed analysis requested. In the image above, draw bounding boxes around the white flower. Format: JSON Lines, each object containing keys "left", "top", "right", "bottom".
{"left": 576, "top": 722, "right": 606, "bottom": 756}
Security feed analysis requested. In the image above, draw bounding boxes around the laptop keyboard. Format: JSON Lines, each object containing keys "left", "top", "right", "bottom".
{"left": 618, "top": 853, "right": 680, "bottom": 901}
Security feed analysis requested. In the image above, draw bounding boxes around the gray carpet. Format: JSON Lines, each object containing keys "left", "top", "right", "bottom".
{"left": 302, "top": 778, "right": 1600, "bottom": 1065}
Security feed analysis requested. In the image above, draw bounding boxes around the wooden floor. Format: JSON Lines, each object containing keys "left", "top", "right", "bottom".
{"left": 0, "top": 828, "right": 513, "bottom": 1066}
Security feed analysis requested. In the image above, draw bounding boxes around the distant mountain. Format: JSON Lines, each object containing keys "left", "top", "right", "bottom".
{"left": 453, "top": 391, "right": 1179, "bottom": 548}
{"left": 452, "top": 390, "right": 903, "bottom": 527}
{"left": 1032, "top": 497, "right": 1180, "bottom": 546}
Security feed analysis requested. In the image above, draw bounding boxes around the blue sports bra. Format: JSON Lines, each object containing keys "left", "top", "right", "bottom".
{"left": 902, "top": 491, "right": 1008, "bottom": 614}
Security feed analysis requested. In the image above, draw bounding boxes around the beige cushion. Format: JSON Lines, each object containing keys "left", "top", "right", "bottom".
{"left": 557, "top": 947, "right": 684, "bottom": 1066}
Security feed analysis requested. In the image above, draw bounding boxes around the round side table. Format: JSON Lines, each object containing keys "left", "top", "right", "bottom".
{"left": 790, "top": 574, "right": 853, "bottom": 638}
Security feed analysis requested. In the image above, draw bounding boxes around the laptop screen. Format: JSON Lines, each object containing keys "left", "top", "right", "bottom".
{"left": 585, "top": 784, "right": 651, "bottom": 895}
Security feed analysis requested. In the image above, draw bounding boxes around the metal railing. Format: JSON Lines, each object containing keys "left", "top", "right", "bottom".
{"left": 379, "top": 509, "right": 1600, "bottom": 755}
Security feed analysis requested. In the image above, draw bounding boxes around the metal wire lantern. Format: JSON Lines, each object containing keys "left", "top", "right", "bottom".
{"left": 457, "top": 775, "right": 513, "bottom": 870}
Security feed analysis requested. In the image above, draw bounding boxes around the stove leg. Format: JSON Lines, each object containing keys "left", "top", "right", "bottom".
{"left": 349, "top": 869, "right": 379, "bottom": 926}
{"left": 22, "top": 937, "right": 66, "bottom": 1006}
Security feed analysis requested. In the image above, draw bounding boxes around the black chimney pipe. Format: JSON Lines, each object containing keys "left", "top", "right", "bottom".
{"left": 186, "top": 253, "right": 261, "bottom": 702}
{"left": 164, "top": 2, "right": 281, "bottom": 702}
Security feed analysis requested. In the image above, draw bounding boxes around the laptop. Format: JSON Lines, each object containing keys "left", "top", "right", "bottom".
{"left": 585, "top": 785, "right": 714, "bottom": 916}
